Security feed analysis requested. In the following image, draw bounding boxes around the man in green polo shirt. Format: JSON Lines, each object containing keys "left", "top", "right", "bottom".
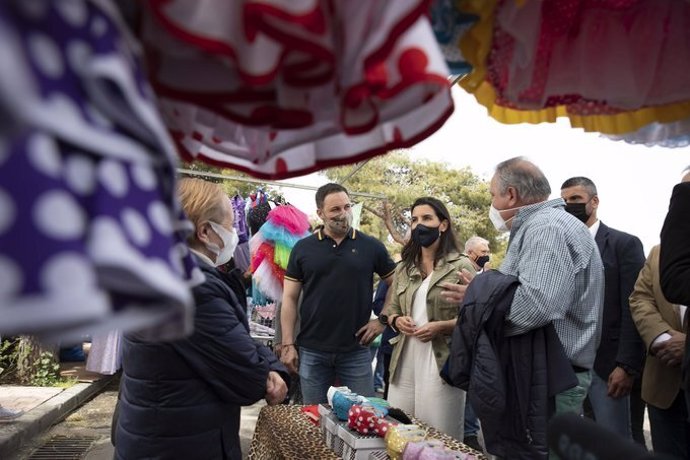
{"left": 280, "top": 183, "right": 396, "bottom": 404}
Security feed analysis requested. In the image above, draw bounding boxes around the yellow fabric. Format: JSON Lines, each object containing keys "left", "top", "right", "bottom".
{"left": 456, "top": 0, "right": 497, "bottom": 93}
{"left": 273, "top": 243, "right": 291, "bottom": 270}
{"left": 456, "top": 0, "right": 690, "bottom": 134}
{"left": 473, "top": 81, "right": 690, "bottom": 135}
{"left": 385, "top": 425, "right": 426, "bottom": 460}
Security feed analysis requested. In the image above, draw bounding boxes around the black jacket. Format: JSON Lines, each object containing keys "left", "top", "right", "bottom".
{"left": 593, "top": 222, "right": 646, "bottom": 378}
{"left": 444, "top": 271, "right": 577, "bottom": 459}
{"left": 115, "top": 258, "right": 289, "bottom": 460}
{"left": 660, "top": 183, "right": 690, "bottom": 306}
{"left": 659, "top": 182, "right": 690, "bottom": 409}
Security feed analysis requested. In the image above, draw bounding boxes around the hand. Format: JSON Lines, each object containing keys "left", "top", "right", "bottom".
{"left": 280, "top": 345, "right": 299, "bottom": 374}
{"left": 607, "top": 367, "right": 633, "bottom": 398}
{"left": 656, "top": 330, "right": 686, "bottom": 367}
{"left": 356, "top": 320, "right": 385, "bottom": 346}
{"left": 412, "top": 322, "right": 442, "bottom": 343}
{"left": 265, "top": 371, "right": 288, "bottom": 405}
{"left": 395, "top": 316, "right": 417, "bottom": 336}
{"left": 439, "top": 269, "right": 475, "bottom": 304}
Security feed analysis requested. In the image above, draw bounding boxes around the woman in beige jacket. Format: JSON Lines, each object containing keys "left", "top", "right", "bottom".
{"left": 386, "top": 197, "right": 474, "bottom": 441}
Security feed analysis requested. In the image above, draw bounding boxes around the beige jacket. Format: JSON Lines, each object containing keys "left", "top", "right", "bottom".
{"left": 629, "top": 245, "right": 683, "bottom": 409}
{"left": 388, "top": 251, "right": 475, "bottom": 381}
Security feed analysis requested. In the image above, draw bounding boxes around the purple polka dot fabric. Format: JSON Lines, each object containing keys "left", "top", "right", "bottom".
{"left": 0, "top": 0, "right": 201, "bottom": 341}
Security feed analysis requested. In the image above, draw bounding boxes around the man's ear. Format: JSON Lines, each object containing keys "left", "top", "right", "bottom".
{"left": 507, "top": 186, "right": 519, "bottom": 206}
{"left": 591, "top": 195, "right": 600, "bottom": 209}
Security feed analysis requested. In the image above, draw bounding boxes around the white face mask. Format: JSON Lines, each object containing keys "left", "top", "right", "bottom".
{"left": 325, "top": 211, "right": 353, "bottom": 236}
{"left": 489, "top": 204, "right": 521, "bottom": 233}
{"left": 206, "top": 221, "right": 239, "bottom": 266}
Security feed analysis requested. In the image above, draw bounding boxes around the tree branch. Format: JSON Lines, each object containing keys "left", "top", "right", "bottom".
{"left": 364, "top": 202, "right": 406, "bottom": 245}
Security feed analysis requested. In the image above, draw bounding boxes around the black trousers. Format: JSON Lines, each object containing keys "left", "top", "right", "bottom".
{"left": 648, "top": 392, "right": 690, "bottom": 459}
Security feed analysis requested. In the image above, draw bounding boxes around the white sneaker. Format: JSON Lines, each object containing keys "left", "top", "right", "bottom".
{"left": 0, "top": 407, "right": 23, "bottom": 420}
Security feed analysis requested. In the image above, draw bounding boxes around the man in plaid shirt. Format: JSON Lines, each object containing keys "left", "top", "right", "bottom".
{"left": 489, "top": 156, "right": 605, "bottom": 414}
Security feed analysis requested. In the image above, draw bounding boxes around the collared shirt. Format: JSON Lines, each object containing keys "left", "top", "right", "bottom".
{"left": 285, "top": 227, "right": 396, "bottom": 352}
{"left": 589, "top": 219, "right": 600, "bottom": 239}
{"left": 500, "top": 198, "right": 605, "bottom": 368}
{"left": 190, "top": 248, "right": 215, "bottom": 267}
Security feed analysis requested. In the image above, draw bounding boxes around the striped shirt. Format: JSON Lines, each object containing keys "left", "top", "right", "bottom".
{"left": 500, "top": 198, "right": 604, "bottom": 369}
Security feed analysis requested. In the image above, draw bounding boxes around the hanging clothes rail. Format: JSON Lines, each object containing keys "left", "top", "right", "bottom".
{"left": 177, "top": 168, "right": 386, "bottom": 200}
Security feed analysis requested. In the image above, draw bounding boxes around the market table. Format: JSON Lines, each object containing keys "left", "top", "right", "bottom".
{"left": 247, "top": 404, "right": 486, "bottom": 460}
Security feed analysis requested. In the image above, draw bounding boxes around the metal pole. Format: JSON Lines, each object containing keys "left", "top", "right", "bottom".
{"left": 338, "top": 159, "right": 371, "bottom": 185}
{"left": 177, "top": 168, "right": 386, "bottom": 200}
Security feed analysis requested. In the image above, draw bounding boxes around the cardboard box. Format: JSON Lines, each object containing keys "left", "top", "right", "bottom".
{"left": 337, "top": 424, "right": 386, "bottom": 460}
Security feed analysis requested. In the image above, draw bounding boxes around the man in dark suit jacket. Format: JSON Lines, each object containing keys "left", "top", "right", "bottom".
{"left": 659, "top": 167, "right": 690, "bottom": 421}
{"left": 561, "top": 177, "right": 645, "bottom": 439}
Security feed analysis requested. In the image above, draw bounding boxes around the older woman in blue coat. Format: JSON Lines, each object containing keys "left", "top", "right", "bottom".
{"left": 115, "top": 178, "right": 289, "bottom": 460}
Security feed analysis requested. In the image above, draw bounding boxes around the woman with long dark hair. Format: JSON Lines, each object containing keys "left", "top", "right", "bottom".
{"left": 386, "top": 197, "right": 474, "bottom": 440}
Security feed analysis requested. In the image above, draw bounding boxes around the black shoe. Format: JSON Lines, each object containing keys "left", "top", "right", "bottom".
{"left": 463, "top": 435, "right": 483, "bottom": 452}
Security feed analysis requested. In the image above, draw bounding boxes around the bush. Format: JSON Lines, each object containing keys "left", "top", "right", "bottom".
{"left": 30, "top": 351, "right": 62, "bottom": 387}
{"left": 0, "top": 337, "right": 74, "bottom": 387}
{"left": 0, "top": 337, "right": 19, "bottom": 384}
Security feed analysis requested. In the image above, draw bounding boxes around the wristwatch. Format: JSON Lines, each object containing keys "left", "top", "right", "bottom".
{"left": 616, "top": 362, "right": 639, "bottom": 377}
{"left": 377, "top": 314, "right": 389, "bottom": 326}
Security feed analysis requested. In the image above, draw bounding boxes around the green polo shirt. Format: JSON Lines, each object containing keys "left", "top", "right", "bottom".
{"left": 285, "top": 227, "right": 396, "bottom": 352}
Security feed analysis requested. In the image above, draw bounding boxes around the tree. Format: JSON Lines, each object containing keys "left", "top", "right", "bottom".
{"left": 323, "top": 151, "right": 507, "bottom": 260}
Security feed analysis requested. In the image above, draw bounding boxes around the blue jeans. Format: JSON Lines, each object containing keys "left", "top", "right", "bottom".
{"left": 371, "top": 346, "right": 384, "bottom": 390}
{"left": 588, "top": 370, "right": 632, "bottom": 439}
{"left": 464, "top": 397, "right": 480, "bottom": 437}
{"left": 299, "top": 346, "right": 374, "bottom": 404}
{"left": 648, "top": 392, "right": 689, "bottom": 458}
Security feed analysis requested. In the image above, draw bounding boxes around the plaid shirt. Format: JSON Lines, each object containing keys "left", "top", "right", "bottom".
{"left": 500, "top": 198, "right": 604, "bottom": 369}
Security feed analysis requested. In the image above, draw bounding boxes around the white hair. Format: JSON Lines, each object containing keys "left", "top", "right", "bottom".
{"left": 465, "top": 236, "right": 489, "bottom": 253}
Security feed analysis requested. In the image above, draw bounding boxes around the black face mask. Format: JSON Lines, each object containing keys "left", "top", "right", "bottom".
{"left": 475, "top": 255, "right": 490, "bottom": 269}
{"left": 411, "top": 224, "right": 440, "bottom": 247}
{"left": 565, "top": 202, "right": 590, "bottom": 223}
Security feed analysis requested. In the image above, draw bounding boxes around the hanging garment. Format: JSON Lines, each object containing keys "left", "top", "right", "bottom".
{"left": 250, "top": 205, "right": 310, "bottom": 302}
{"left": 139, "top": 0, "right": 453, "bottom": 179}
{"left": 603, "top": 119, "right": 690, "bottom": 148}
{"left": 86, "top": 330, "right": 122, "bottom": 375}
{"left": 0, "top": 0, "right": 201, "bottom": 341}
{"left": 231, "top": 194, "right": 249, "bottom": 244}
{"left": 232, "top": 241, "right": 251, "bottom": 274}
{"left": 429, "top": 0, "right": 476, "bottom": 77}
{"left": 456, "top": 0, "right": 690, "bottom": 135}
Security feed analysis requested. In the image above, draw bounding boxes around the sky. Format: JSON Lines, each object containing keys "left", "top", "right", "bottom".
{"left": 277, "top": 86, "right": 690, "bottom": 255}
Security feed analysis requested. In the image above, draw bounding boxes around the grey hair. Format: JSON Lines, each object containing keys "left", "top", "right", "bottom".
{"left": 464, "top": 236, "right": 489, "bottom": 253}
{"left": 560, "top": 176, "right": 598, "bottom": 198}
{"left": 495, "top": 156, "right": 551, "bottom": 203}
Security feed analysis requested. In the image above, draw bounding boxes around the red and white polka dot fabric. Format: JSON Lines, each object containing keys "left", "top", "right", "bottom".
{"left": 141, "top": 0, "right": 454, "bottom": 179}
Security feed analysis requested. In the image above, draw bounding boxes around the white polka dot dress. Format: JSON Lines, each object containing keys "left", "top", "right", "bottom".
{"left": 0, "top": 0, "right": 199, "bottom": 341}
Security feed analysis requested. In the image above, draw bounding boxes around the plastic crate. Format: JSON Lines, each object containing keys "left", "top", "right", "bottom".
{"left": 338, "top": 424, "right": 386, "bottom": 460}
{"left": 319, "top": 405, "right": 347, "bottom": 456}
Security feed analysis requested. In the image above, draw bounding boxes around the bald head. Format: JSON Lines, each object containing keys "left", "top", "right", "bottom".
{"left": 494, "top": 157, "right": 551, "bottom": 205}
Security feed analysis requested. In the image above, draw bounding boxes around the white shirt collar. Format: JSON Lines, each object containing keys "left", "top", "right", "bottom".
{"left": 190, "top": 248, "right": 215, "bottom": 267}
{"left": 589, "top": 219, "right": 600, "bottom": 239}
